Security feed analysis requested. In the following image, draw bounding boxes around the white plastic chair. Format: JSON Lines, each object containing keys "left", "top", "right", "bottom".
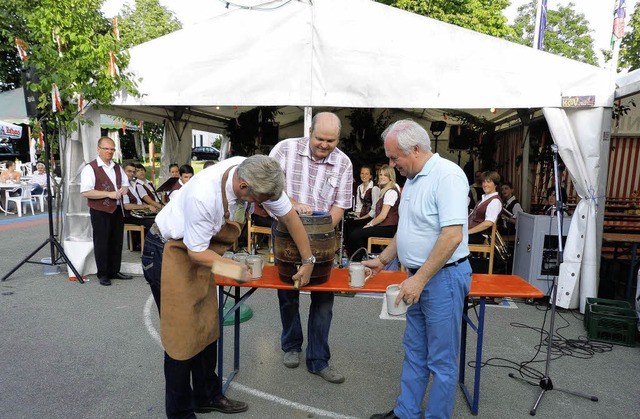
{"left": 5, "top": 185, "right": 35, "bottom": 217}
{"left": 32, "top": 187, "right": 46, "bottom": 212}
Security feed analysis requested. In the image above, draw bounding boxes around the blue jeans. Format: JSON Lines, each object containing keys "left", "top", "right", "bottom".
{"left": 394, "top": 260, "right": 472, "bottom": 419}
{"left": 141, "top": 229, "right": 165, "bottom": 310}
{"left": 273, "top": 222, "right": 335, "bottom": 372}
{"left": 278, "top": 289, "right": 334, "bottom": 372}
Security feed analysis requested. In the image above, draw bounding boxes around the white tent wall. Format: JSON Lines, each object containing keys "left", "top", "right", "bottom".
{"left": 62, "top": 105, "right": 101, "bottom": 277}
{"left": 543, "top": 108, "right": 610, "bottom": 311}
{"left": 159, "top": 121, "right": 193, "bottom": 186}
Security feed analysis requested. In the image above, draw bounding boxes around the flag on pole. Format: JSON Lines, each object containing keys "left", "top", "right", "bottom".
{"left": 611, "top": 0, "right": 627, "bottom": 48}
{"left": 15, "top": 39, "right": 28, "bottom": 61}
{"left": 51, "top": 84, "right": 62, "bottom": 113}
{"left": 113, "top": 17, "right": 120, "bottom": 41}
{"left": 534, "top": 0, "right": 548, "bottom": 50}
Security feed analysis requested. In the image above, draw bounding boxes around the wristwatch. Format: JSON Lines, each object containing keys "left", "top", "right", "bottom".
{"left": 301, "top": 255, "right": 316, "bottom": 265}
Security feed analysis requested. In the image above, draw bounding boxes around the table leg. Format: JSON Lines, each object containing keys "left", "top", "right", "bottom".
{"left": 218, "top": 286, "right": 226, "bottom": 392}
{"left": 459, "top": 296, "right": 486, "bottom": 416}
{"left": 626, "top": 243, "right": 638, "bottom": 302}
{"left": 217, "top": 285, "right": 257, "bottom": 394}
{"left": 472, "top": 297, "right": 486, "bottom": 415}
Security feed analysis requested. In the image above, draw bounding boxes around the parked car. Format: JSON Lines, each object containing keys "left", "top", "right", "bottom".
{"left": 0, "top": 143, "right": 19, "bottom": 161}
{"left": 191, "top": 146, "right": 220, "bottom": 161}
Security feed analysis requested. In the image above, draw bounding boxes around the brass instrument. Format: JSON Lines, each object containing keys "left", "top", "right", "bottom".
{"left": 494, "top": 230, "right": 509, "bottom": 264}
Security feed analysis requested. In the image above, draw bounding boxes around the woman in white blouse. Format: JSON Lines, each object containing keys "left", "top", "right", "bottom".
{"left": 347, "top": 164, "right": 400, "bottom": 260}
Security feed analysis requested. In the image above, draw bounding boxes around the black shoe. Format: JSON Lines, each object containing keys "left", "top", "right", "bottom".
{"left": 99, "top": 277, "right": 112, "bottom": 286}
{"left": 370, "top": 410, "right": 399, "bottom": 419}
{"left": 112, "top": 272, "right": 133, "bottom": 280}
{"left": 194, "top": 396, "right": 248, "bottom": 414}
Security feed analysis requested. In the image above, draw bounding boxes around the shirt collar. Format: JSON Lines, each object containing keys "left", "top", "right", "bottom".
{"left": 96, "top": 156, "right": 114, "bottom": 169}
{"left": 296, "top": 137, "right": 338, "bottom": 165}
{"left": 413, "top": 153, "right": 440, "bottom": 180}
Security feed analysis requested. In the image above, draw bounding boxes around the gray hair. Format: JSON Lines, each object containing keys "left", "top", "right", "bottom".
{"left": 381, "top": 119, "right": 431, "bottom": 153}
{"left": 237, "top": 155, "right": 284, "bottom": 198}
{"left": 311, "top": 112, "right": 342, "bottom": 137}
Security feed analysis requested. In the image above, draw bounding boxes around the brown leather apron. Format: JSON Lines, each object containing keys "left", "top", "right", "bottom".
{"left": 160, "top": 167, "right": 245, "bottom": 360}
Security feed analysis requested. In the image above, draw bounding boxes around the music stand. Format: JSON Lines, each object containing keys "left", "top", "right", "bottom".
{"left": 156, "top": 176, "right": 179, "bottom": 193}
{"left": 509, "top": 144, "right": 596, "bottom": 415}
{"left": 1, "top": 117, "right": 84, "bottom": 283}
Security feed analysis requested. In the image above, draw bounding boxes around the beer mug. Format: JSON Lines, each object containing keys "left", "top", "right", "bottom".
{"left": 349, "top": 262, "right": 372, "bottom": 288}
{"left": 386, "top": 284, "right": 410, "bottom": 315}
{"left": 232, "top": 252, "right": 249, "bottom": 265}
{"left": 246, "top": 255, "right": 264, "bottom": 279}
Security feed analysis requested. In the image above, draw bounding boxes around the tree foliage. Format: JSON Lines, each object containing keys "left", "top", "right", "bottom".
{"left": 0, "top": 0, "right": 30, "bottom": 90}
{"left": 620, "top": 3, "right": 640, "bottom": 71}
{"left": 117, "top": 0, "right": 182, "bottom": 49}
{"left": 1, "top": 0, "right": 139, "bottom": 133}
{"left": 381, "top": 0, "right": 514, "bottom": 38}
{"left": 508, "top": 1, "right": 597, "bottom": 66}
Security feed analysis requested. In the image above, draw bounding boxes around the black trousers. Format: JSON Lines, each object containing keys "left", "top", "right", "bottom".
{"left": 347, "top": 224, "right": 397, "bottom": 260}
{"left": 164, "top": 342, "right": 221, "bottom": 419}
{"left": 89, "top": 207, "right": 124, "bottom": 278}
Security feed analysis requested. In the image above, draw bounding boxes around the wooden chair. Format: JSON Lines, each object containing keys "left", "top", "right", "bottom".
{"left": 468, "top": 222, "right": 497, "bottom": 274}
{"left": 124, "top": 224, "right": 145, "bottom": 252}
{"left": 247, "top": 216, "right": 272, "bottom": 253}
{"left": 367, "top": 236, "right": 405, "bottom": 272}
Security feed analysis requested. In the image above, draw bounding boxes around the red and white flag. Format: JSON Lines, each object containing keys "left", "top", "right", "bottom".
{"left": 108, "top": 51, "right": 119, "bottom": 77}
{"left": 78, "top": 94, "right": 85, "bottom": 116}
{"left": 15, "top": 39, "right": 28, "bottom": 61}
{"left": 113, "top": 17, "right": 120, "bottom": 41}
{"left": 51, "top": 84, "right": 63, "bottom": 113}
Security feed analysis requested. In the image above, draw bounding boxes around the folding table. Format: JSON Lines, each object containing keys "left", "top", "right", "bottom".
{"left": 215, "top": 267, "right": 543, "bottom": 415}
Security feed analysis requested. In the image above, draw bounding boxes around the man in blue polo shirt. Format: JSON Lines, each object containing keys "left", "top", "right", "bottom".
{"left": 364, "top": 120, "right": 471, "bottom": 419}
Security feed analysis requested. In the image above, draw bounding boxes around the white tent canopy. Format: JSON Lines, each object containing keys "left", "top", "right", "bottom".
{"left": 71, "top": 0, "right": 614, "bottom": 311}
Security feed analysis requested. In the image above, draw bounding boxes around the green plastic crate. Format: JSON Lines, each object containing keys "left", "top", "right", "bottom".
{"left": 583, "top": 297, "right": 632, "bottom": 329}
{"left": 587, "top": 304, "right": 637, "bottom": 347}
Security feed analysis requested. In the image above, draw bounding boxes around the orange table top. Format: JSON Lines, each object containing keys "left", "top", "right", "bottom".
{"left": 215, "top": 266, "right": 544, "bottom": 299}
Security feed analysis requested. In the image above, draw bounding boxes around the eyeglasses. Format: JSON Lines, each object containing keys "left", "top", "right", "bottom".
{"left": 99, "top": 147, "right": 116, "bottom": 152}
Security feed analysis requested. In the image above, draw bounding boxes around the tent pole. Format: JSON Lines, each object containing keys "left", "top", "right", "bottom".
{"left": 303, "top": 107, "right": 312, "bottom": 136}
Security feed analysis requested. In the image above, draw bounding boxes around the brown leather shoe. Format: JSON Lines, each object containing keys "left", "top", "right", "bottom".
{"left": 194, "top": 396, "right": 248, "bottom": 414}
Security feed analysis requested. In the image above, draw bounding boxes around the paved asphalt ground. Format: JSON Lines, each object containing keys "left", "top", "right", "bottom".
{"left": 1, "top": 214, "right": 639, "bottom": 418}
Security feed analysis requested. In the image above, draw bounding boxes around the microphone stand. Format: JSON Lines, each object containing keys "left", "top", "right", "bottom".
{"left": 509, "top": 144, "right": 596, "bottom": 415}
{"left": 2, "top": 116, "right": 84, "bottom": 283}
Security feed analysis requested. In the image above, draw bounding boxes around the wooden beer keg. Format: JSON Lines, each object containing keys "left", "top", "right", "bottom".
{"left": 274, "top": 212, "right": 336, "bottom": 285}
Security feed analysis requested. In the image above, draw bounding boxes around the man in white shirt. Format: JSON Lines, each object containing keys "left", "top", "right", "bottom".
{"left": 80, "top": 137, "right": 131, "bottom": 286}
{"left": 142, "top": 155, "right": 314, "bottom": 419}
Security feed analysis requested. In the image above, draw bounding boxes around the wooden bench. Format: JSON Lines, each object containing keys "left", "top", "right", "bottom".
{"left": 367, "top": 236, "right": 405, "bottom": 272}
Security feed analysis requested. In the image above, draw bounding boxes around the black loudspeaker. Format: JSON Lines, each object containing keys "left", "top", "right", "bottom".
{"left": 448, "top": 125, "right": 476, "bottom": 150}
{"left": 21, "top": 66, "right": 42, "bottom": 118}
{"left": 260, "top": 122, "right": 279, "bottom": 146}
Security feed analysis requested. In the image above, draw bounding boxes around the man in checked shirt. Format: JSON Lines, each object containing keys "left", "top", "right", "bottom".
{"left": 269, "top": 112, "right": 353, "bottom": 383}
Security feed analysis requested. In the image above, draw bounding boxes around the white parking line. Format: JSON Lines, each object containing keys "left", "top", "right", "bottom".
{"left": 143, "top": 294, "right": 359, "bottom": 419}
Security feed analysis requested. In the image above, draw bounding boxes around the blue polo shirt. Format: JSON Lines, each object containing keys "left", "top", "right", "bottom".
{"left": 396, "top": 153, "right": 469, "bottom": 269}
